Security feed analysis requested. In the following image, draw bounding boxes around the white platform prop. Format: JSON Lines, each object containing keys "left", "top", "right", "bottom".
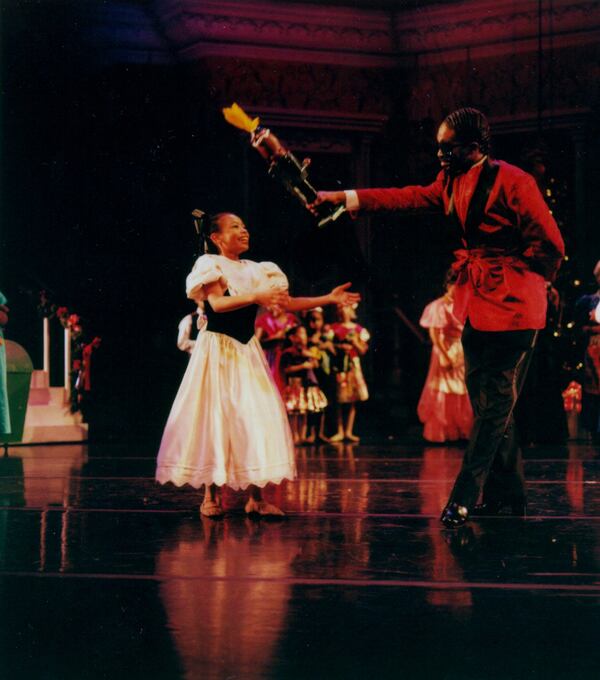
{"left": 22, "top": 318, "right": 88, "bottom": 443}
{"left": 23, "top": 370, "right": 87, "bottom": 443}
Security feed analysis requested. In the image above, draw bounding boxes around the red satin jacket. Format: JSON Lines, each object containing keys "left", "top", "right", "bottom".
{"left": 355, "top": 159, "right": 565, "bottom": 331}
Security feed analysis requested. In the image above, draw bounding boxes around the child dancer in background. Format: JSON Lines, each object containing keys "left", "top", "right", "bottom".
{"left": 306, "top": 307, "right": 336, "bottom": 442}
{"left": 156, "top": 212, "right": 359, "bottom": 517}
{"left": 255, "top": 305, "right": 299, "bottom": 391}
{"left": 176, "top": 304, "right": 207, "bottom": 355}
{"left": 330, "top": 303, "right": 370, "bottom": 442}
{"left": 280, "top": 325, "right": 328, "bottom": 444}
{"left": 417, "top": 275, "right": 473, "bottom": 443}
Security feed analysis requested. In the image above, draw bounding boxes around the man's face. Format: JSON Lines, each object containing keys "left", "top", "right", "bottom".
{"left": 436, "top": 122, "right": 481, "bottom": 176}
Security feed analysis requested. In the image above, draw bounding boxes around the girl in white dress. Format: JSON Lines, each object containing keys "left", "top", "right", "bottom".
{"left": 156, "top": 212, "right": 360, "bottom": 517}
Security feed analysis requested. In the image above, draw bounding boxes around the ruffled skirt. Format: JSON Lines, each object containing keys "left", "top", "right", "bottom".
{"left": 282, "top": 378, "right": 328, "bottom": 414}
{"left": 156, "top": 332, "right": 296, "bottom": 490}
{"left": 335, "top": 357, "right": 369, "bottom": 403}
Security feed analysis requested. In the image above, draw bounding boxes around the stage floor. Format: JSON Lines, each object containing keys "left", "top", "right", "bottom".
{"left": 1, "top": 439, "right": 599, "bottom": 679}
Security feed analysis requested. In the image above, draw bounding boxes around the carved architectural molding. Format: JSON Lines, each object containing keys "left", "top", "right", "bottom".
{"left": 244, "top": 106, "right": 388, "bottom": 133}
{"left": 80, "top": 0, "right": 599, "bottom": 131}
{"left": 393, "top": 0, "right": 600, "bottom": 62}
{"left": 83, "top": 0, "right": 600, "bottom": 71}
{"left": 404, "top": 39, "right": 600, "bottom": 124}
{"left": 197, "top": 57, "right": 396, "bottom": 115}
{"left": 155, "top": 0, "right": 397, "bottom": 67}
{"left": 239, "top": 106, "right": 388, "bottom": 153}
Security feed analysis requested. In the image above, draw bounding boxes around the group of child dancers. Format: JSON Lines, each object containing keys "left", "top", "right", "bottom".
{"left": 256, "top": 302, "right": 370, "bottom": 445}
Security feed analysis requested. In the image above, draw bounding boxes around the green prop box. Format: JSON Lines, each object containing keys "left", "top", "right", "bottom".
{"left": 1, "top": 340, "right": 33, "bottom": 444}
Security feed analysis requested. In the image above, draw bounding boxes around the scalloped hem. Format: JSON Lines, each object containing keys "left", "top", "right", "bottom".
{"left": 156, "top": 467, "right": 296, "bottom": 491}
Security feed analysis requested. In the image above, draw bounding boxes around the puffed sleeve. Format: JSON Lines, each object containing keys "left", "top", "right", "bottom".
{"left": 186, "top": 255, "right": 227, "bottom": 302}
{"left": 419, "top": 298, "right": 449, "bottom": 329}
{"left": 259, "top": 261, "right": 289, "bottom": 290}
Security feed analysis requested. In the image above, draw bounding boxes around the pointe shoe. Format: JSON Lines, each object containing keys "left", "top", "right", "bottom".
{"left": 344, "top": 432, "right": 360, "bottom": 442}
{"left": 200, "top": 499, "right": 224, "bottom": 518}
{"left": 244, "top": 498, "right": 285, "bottom": 517}
{"left": 328, "top": 432, "right": 344, "bottom": 443}
{"left": 440, "top": 503, "right": 469, "bottom": 528}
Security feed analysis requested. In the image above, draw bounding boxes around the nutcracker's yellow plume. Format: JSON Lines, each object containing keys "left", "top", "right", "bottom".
{"left": 222, "top": 103, "right": 260, "bottom": 133}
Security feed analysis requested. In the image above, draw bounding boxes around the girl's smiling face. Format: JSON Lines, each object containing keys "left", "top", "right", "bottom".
{"left": 210, "top": 213, "right": 250, "bottom": 256}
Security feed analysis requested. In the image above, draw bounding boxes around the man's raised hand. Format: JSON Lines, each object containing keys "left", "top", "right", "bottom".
{"left": 308, "top": 191, "right": 346, "bottom": 215}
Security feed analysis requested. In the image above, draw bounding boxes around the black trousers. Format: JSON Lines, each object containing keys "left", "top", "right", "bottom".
{"left": 447, "top": 321, "right": 537, "bottom": 510}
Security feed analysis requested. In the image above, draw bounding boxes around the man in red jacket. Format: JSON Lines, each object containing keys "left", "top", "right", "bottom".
{"left": 313, "top": 108, "right": 565, "bottom": 527}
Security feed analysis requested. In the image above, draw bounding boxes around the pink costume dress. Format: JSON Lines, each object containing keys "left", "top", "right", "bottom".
{"left": 156, "top": 254, "right": 296, "bottom": 490}
{"left": 255, "top": 310, "right": 299, "bottom": 392}
{"left": 417, "top": 296, "right": 473, "bottom": 443}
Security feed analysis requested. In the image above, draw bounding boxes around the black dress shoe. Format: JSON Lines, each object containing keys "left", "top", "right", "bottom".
{"left": 440, "top": 503, "right": 469, "bottom": 528}
{"left": 470, "top": 499, "right": 527, "bottom": 517}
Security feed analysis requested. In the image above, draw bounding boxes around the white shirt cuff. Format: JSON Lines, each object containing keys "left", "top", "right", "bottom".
{"left": 344, "top": 190, "right": 359, "bottom": 211}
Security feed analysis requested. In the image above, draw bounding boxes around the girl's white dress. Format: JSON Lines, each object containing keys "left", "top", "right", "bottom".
{"left": 156, "top": 254, "right": 296, "bottom": 490}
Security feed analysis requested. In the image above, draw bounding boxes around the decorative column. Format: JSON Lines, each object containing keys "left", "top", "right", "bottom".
{"left": 64, "top": 327, "right": 71, "bottom": 402}
{"left": 43, "top": 317, "right": 50, "bottom": 375}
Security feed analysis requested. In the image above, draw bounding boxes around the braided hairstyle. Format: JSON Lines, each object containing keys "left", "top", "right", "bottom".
{"left": 443, "top": 108, "right": 491, "bottom": 155}
{"left": 194, "top": 212, "right": 229, "bottom": 254}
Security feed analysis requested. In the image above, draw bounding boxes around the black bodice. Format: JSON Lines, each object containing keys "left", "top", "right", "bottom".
{"left": 204, "top": 291, "right": 258, "bottom": 344}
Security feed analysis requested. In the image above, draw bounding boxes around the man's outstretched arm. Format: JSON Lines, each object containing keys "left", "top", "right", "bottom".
{"left": 311, "top": 173, "right": 446, "bottom": 214}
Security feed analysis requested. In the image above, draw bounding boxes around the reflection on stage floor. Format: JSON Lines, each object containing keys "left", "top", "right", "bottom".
{"left": 0, "top": 441, "right": 599, "bottom": 679}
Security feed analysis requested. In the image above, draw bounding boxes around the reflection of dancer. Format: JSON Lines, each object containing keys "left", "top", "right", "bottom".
{"left": 157, "top": 518, "right": 299, "bottom": 680}
{"left": 314, "top": 108, "right": 564, "bottom": 526}
{"left": 418, "top": 276, "right": 473, "bottom": 443}
{"left": 0, "top": 292, "right": 10, "bottom": 436}
{"left": 156, "top": 212, "right": 359, "bottom": 517}
{"left": 418, "top": 447, "right": 472, "bottom": 608}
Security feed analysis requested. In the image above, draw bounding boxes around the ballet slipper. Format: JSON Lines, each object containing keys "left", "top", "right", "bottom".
{"left": 345, "top": 432, "right": 360, "bottom": 442}
{"left": 329, "top": 432, "right": 344, "bottom": 442}
{"left": 244, "top": 498, "right": 285, "bottom": 517}
{"left": 200, "top": 499, "right": 224, "bottom": 518}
